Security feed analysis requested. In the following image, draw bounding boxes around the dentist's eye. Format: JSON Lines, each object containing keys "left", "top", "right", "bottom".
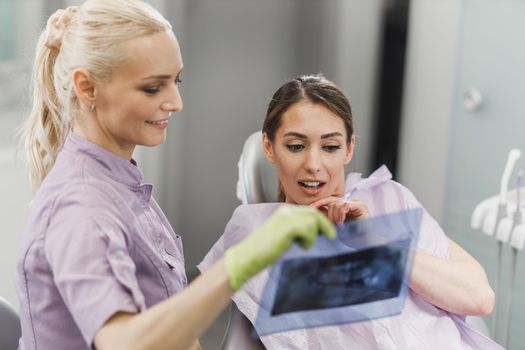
{"left": 286, "top": 144, "right": 305, "bottom": 152}
{"left": 175, "top": 76, "right": 182, "bottom": 85}
{"left": 323, "top": 145, "right": 342, "bottom": 152}
{"left": 142, "top": 85, "right": 162, "bottom": 95}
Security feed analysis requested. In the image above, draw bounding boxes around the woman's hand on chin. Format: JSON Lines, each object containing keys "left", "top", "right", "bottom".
{"left": 309, "top": 196, "right": 369, "bottom": 224}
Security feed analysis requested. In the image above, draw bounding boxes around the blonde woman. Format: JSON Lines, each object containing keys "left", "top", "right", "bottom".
{"left": 15, "top": 2, "right": 335, "bottom": 350}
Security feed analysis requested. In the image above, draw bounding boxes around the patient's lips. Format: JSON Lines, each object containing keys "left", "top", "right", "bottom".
{"left": 298, "top": 179, "right": 326, "bottom": 196}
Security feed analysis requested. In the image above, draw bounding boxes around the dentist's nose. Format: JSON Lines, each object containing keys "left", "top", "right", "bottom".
{"left": 161, "top": 83, "right": 183, "bottom": 113}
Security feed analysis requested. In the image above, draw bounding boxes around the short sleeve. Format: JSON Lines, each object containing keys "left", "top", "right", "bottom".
{"left": 44, "top": 184, "right": 146, "bottom": 346}
{"left": 197, "top": 205, "right": 255, "bottom": 272}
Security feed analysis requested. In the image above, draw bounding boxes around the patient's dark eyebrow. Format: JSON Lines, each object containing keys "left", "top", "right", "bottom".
{"left": 283, "top": 132, "right": 307, "bottom": 139}
{"left": 283, "top": 131, "right": 344, "bottom": 139}
{"left": 321, "top": 132, "right": 344, "bottom": 139}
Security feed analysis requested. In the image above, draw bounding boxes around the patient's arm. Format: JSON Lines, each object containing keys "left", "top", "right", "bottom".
{"left": 410, "top": 238, "right": 495, "bottom": 316}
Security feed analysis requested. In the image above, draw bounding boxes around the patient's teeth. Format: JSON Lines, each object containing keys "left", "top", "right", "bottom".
{"left": 300, "top": 181, "right": 321, "bottom": 188}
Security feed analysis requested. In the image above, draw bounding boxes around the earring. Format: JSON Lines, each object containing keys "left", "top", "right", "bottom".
{"left": 90, "top": 104, "right": 96, "bottom": 111}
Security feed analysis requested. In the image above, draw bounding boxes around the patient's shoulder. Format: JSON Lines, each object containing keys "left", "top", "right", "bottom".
{"left": 232, "top": 203, "right": 281, "bottom": 221}
{"left": 345, "top": 165, "right": 423, "bottom": 213}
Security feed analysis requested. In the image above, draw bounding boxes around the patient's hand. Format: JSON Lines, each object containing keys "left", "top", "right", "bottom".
{"left": 309, "top": 197, "right": 369, "bottom": 224}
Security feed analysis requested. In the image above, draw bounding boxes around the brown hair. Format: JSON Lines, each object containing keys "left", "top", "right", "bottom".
{"left": 262, "top": 74, "right": 354, "bottom": 202}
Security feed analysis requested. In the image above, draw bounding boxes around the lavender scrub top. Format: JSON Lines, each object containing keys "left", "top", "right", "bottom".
{"left": 198, "top": 165, "right": 503, "bottom": 350}
{"left": 16, "top": 132, "right": 188, "bottom": 350}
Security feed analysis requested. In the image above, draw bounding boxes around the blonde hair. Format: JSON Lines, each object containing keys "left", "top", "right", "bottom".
{"left": 22, "top": 0, "right": 172, "bottom": 190}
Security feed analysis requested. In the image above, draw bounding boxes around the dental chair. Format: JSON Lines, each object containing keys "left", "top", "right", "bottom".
{"left": 220, "top": 131, "right": 274, "bottom": 350}
{"left": 0, "top": 296, "right": 21, "bottom": 350}
{"left": 222, "top": 131, "right": 491, "bottom": 349}
{"left": 236, "top": 131, "right": 279, "bottom": 205}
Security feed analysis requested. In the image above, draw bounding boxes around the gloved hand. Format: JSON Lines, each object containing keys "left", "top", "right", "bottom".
{"left": 224, "top": 205, "right": 336, "bottom": 291}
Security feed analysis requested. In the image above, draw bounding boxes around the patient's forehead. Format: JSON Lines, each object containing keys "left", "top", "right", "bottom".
{"left": 277, "top": 101, "right": 346, "bottom": 138}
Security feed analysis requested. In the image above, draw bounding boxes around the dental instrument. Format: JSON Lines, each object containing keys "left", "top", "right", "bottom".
{"left": 472, "top": 196, "right": 498, "bottom": 231}
{"left": 470, "top": 148, "right": 521, "bottom": 338}
{"left": 510, "top": 223, "right": 525, "bottom": 250}
{"left": 494, "top": 149, "right": 520, "bottom": 338}
{"left": 491, "top": 149, "right": 520, "bottom": 337}
{"left": 501, "top": 169, "right": 523, "bottom": 348}
{"left": 481, "top": 149, "right": 521, "bottom": 233}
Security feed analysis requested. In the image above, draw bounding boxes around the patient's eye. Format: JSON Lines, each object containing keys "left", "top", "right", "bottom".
{"left": 323, "top": 144, "right": 342, "bottom": 153}
{"left": 286, "top": 144, "right": 305, "bottom": 152}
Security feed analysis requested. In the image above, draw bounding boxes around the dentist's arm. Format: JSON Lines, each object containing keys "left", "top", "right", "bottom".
{"left": 94, "top": 259, "right": 230, "bottom": 350}
{"left": 410, "top": 238, "right": 495, "bottom": 316}
{"left": 93, "top": 206, "right": 335, "bottom": 350}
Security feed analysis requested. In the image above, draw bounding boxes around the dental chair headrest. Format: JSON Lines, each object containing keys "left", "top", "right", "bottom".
{"left": 236, "top": 131, "right": 279, "bottom": 204}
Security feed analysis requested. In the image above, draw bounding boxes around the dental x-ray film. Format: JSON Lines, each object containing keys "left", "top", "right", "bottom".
{"left": 253, "top": 208, "right": 423, "bottom": 336}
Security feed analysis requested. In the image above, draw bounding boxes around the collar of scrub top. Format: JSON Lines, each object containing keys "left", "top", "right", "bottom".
{"left": 344, "top": 164, "right": 392, "bottom": 199}
{"left": 64, "top": 132, "right": 152, "bottom": 200}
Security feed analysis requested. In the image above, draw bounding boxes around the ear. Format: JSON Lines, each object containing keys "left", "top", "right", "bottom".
{"left": 72, "top": 68, "right": 96, "bottom": 110}
{"left": 344, "top": 135, "right": 355, "bottom": 165}
{"left": 262, "top": 132, "right": 276, "bottom": 164}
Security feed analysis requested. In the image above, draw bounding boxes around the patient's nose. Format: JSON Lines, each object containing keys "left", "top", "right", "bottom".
{"left": 304, "top": 149, "right": 322, "bottom": 174}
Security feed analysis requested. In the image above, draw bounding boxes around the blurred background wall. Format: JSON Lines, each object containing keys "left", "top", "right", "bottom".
{"left": 2, "top": 0, "right": 525, "bottom": 348}
{"left": 157, "top": 0, "right": 386, "bottom": 279}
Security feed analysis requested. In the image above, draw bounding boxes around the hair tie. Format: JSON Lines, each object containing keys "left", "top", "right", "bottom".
{"left": 44, "top": 6, "right": 78, "bottom": 51}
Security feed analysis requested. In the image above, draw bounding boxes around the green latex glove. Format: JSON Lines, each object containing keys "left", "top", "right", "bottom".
{"left": 224, "top": 205, "right": 336, "bottom": 291}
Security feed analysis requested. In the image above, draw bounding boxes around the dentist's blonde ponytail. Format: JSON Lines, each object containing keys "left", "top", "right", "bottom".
{"left": 22, "top": 0, "right": 171, "bottom": 190}
{"left": 23, "top": 32, "right": 70, "bottom": 190}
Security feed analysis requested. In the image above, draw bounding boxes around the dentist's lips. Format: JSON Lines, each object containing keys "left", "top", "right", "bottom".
{"left": 145, "top": 119, "right": 169, "bottom": 129}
